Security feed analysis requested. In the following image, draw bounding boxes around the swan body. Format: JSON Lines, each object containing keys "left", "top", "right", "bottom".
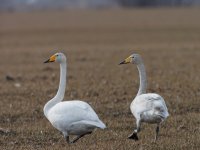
{"left": 131, "top": 93, "right": 169, "bottom": 124}
{"left": 43, "top": 53, "right": 106, "bottom": 144}
{"left": 119, "top": 53, "right": 169, "bottom": 141}
{"left": 45, "top": 100, "right": 105, "bottom": 135}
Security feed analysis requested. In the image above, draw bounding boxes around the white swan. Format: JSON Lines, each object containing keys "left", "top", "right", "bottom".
{"left": 43, "top": 53, "right": 106, "bottom": 144}
{"left": 119, "top": 54, "right": 169, "bottom": 141}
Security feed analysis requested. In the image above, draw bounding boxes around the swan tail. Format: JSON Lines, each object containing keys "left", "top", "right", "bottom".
{"left": 80, "top": 120, "right": 106, "bottom": 129}
{"left": 97, "top": 120, "right": 106, "bottom": 129}
{"left": 155, "top": 107, "right": 169, "bottom": 121}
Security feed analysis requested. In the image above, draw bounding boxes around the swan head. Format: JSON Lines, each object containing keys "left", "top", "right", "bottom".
{"left": 119, "top": 53, "right": 142, "bottom": 65}
{"left": 44, "top": 53, "right": 66, "bottom": 63}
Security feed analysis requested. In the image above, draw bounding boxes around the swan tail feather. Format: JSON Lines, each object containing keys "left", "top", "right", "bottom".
{"left": 80, "top": 120, "right": 106, "bottom": 129}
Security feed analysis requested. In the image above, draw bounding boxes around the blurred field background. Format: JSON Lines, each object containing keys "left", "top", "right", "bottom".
{"left": 1, "top": 1, "right": 200, "bottom": 150}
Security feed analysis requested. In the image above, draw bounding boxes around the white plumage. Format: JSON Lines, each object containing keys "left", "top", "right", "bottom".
{"left": 119, "top": 53, "right": 169, "bottom": 141}
{"left": 46, "top": 101, "right": 106, "bottom": 135}
{"left": 43, "top": 53, "right": 106, "bottom": 144}
{"left": 131, "top": 93, "right": 169, "bottom": 124}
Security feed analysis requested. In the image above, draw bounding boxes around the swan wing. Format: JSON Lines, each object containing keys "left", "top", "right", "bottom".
{"left": 47, "top": 100, "right": 106, "bottom": 130}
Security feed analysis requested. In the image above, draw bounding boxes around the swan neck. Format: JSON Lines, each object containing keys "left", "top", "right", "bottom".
{"left": 136, "top": 63, "right": 147, "bottom": 96}
{"left": 55, "top": 62, "right": 66, "bottom": 100}
{"left": 44, "top": 61, "right": 67, "bottom": 117}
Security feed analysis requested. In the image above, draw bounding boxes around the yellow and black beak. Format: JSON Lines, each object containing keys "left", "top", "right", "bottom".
{"left": 119, "top": 56, "right": 131, "bottom": 65}
{"left": 44, "top": 54, "right": 56, "bottom": 63}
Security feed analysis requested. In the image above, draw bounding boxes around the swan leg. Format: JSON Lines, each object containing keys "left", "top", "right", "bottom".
{"left": 64, "top": 135, "right": 71, "bottom": 144}
{"left": 128, "top": 119, "right": 141, "bottom": 141}
{"left": 154, "top": 124, "right": 159, "bottom": 142}
{"left": 71, "top": 131, "right": 92, "bottom": 143}
{"left": 71, "top": 135, "right": 85, "bottom": 143}
{"left": 64, "top": 134, "right": 81, "bottom": 144}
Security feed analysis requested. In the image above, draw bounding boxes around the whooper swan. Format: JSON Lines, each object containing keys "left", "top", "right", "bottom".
{"left": 119, "top": 53, "right": 169, "bottom": 141}
{"left": 43, "top": 53, "right": 106, "bottom": 144}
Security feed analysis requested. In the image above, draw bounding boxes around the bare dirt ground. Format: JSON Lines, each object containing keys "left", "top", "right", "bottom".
{"left": 0, "top": 8, "right": 200, "bottom": 150}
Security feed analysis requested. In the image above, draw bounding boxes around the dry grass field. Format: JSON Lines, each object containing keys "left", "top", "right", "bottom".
{"left": 0, "top": 8, "right": 200, "bottom": 150}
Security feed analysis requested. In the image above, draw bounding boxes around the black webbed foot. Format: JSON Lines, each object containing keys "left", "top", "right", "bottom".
{"left": 128, "top": 132, "right": 139, "bottom": 141}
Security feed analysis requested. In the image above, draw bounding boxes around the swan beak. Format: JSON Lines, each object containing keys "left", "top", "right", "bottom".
{"left": 44, "top": 54, "right": 56, "bottom": 63}
{"left": 119, "top": 56, "right": 131, "bottom": 65}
